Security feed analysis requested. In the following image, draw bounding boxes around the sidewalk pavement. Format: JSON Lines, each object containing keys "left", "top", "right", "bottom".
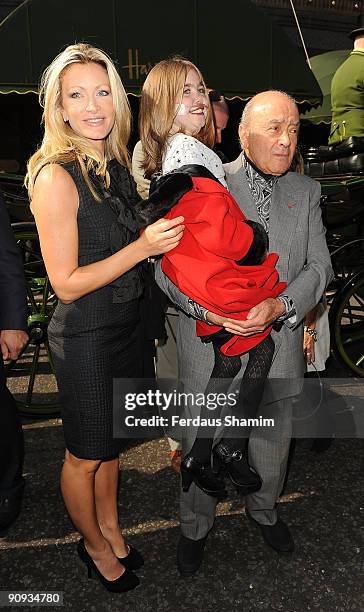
{"left": 1, "top": 419, "right": 363, "bottom": 611}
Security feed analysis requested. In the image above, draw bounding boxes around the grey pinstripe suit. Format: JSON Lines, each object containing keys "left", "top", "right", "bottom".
{"left": 155, "top": 153, "right": 333, "bottom": 539}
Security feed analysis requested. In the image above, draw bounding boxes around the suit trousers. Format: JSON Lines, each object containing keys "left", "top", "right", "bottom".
{"left": 179, "top": 393, "right": 292, "bottom": 540}
{"left": 0, "top": 359, "right": 24, "bottom": 494}
{"left": 175, "top": 312, "right": 293, "bottom": 540}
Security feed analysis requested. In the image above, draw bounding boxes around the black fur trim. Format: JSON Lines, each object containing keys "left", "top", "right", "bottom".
{"left": 174, "top": 164, "right": 222, "bottom": 184}
{"left": 135, "top": 164, "right": 222, "bottom": 227}
{"left": 235, "top": 220, "right": 268, "bottom": 266}
{"left": 135, "top": 173, "right": 193, "bottom": 226}
{"left": 200, "top": 328, "right": 233, "bottom": 347}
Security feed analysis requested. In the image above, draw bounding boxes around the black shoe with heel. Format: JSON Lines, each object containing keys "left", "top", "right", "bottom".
{"left": 77, "top": 539, "right": 140, "bottom": 593}
{"left": 180, "top": 455, "right": 227, "bottom": 498}
{"left": 117, "top": 545, "right": 144, "bottom": 570}
{"left": 213, "top": 440, "right": 262, "bottom": 495}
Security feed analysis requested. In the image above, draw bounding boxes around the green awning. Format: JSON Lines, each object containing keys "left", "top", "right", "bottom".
{"left": 0, "top": 85, "right": 38, "bottom": 94}
{"left": 301, "top": 50, "right": 350, "bottom": 124}
{"left": 0, "top": 0, "right": 322, "bottom": 107}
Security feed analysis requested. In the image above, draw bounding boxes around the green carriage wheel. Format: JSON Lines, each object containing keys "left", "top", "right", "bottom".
{"left": 5, "top": 222, "right": 60, "bottom": 417}
{"left": 329, "top": 269, "right": 364, "bottom": 377}
{"left": 327, "top": 238, "right": 364, "bottom": 307}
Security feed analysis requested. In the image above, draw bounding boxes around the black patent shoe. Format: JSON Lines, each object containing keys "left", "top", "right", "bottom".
{"left": 213, "top": 441, "right": 262, "bottom": 495}
{"left": 180, "top": 455, "right": 227, "bottom": 498}
{"left": 177, "top": 534, "right": 208, "bottom": 576}
{"left": 117, "top": 545, "right": 144, "bottom": 570}
{"left": 77, "top": 539, "right": 140, "bottom": 593}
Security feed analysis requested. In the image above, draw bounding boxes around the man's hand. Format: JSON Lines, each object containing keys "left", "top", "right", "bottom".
{"left": 206, "top": 298, "right": 285, "bottom": 337}
{"left": 0, "top": 330, "right": 28, "bottom": 361}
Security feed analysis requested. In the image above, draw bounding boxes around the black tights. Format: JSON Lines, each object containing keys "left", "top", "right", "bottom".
{"left": 189, "top": 334, "right": 275, "bottom": 463}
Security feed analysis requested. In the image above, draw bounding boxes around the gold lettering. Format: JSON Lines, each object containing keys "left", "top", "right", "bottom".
{"left": 122, "top": 49, "right": 156, "bottom": 81}
{"left": 135, "top": 48, "right": 139, "bottom": 80}
{"left": 127, "top": 48, "right": 133, "bottom": 80}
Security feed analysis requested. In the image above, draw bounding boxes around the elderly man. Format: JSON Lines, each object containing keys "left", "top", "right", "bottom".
{"left": 0, "top": 190, "right": 28, "bottom": 532}
{"left": 155, "top": 90, "right": 333, "bottom": 574}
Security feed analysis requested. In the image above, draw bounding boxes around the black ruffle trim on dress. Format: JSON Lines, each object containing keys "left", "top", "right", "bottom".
{"left": 93, "top": 160, "right": 144, "bottom": 303}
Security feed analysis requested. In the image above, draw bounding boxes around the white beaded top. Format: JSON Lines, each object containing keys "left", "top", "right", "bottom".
{"left": 162, "top": 133, "right": 228, "bottom": 188}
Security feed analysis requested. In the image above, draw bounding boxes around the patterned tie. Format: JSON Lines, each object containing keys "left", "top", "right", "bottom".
{"left": 242, "top": 155, "right": 277, "bottom": 233}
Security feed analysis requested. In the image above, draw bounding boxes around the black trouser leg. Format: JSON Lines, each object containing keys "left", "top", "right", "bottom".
{"left": 0, "top": 360, "right": 24, "bottom": 494}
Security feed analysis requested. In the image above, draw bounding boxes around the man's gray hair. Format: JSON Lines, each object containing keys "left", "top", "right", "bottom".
{"left": 240, "top": 90, "right": 297, "bottom": 127}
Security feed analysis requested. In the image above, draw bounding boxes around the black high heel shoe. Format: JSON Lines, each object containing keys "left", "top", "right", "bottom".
{"left": 180, "top": 454, "right": 227, "bottom": 498}
{"left": 117, "top": 545, "right": 144, "bottom": 570}
{"left": 213, "top": 440, "right": 262, "bottom": 495}
{"left": 77, "top": 539, "right": 140, "bottom": 593}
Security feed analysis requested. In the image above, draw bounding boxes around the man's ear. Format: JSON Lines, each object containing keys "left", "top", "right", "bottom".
{"left": 238, "top": 123, "right": 248, "bottom": 150}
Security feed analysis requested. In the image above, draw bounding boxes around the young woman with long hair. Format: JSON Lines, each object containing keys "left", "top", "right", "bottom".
{"left": 138, "top": 58, "right": 285, "bottom": 499}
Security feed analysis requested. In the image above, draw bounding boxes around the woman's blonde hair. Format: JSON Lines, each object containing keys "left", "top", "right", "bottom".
{"left": 139, "top": 57, "right": 215, "bottom": 179}
{"left": 26, "top": 43, "right": 131, "bottom": 199}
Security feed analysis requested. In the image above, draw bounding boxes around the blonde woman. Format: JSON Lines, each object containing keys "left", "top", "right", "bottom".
{"left": 26, "top": 43, "right": 184, "bottom": 593}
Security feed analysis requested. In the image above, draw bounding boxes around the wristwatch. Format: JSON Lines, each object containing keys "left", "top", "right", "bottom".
{"left": 304, "top": 325, "right": 318, "bottom": 342}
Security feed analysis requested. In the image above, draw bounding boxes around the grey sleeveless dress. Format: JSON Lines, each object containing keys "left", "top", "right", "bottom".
{"left": 48, "top": 160, "right": 144, "bottom": 459}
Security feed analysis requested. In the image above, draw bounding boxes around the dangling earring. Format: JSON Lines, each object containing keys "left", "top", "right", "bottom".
{"left": 63, "top": 115, "right": 68, "bottom": 123}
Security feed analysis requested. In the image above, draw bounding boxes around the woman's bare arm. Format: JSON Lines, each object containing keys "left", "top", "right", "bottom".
{"left": 31, "top": 164, "right": 184, "bottom": 304}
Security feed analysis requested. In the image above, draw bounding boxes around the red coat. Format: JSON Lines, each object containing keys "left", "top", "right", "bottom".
{"left": 161, "top": 176, "right": 286, "bottom": 356}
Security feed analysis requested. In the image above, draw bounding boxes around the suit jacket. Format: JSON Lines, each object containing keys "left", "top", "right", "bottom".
{"left": 161, "top": 176, "right": 286, "bottom": 356}
{"left": 0, "top": 191, "right": 27, "bottom": 332}
{"left": 155, "top": 153, "right": 333, "bottom": 400}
